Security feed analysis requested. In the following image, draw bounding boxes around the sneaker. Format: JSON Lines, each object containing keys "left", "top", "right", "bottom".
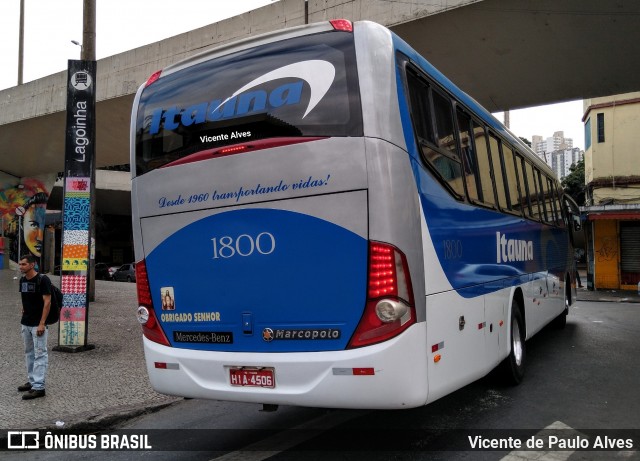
{"left": 17, "top": 382, "right": 32, "bottom": 392}
{"left": 22, "top": 389, "right": 45, "bottom": 400}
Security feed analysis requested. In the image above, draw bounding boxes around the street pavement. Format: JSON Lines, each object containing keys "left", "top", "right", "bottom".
{"left": 0, "top": 269, "right": 178, "bottom": 431}
{"left": 0, "top": 268, "right": 638, "bottom": 432}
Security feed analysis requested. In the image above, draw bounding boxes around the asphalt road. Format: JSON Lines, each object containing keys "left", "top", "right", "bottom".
{"left": 2, "top": 300, "right": 639, "bottom": 460}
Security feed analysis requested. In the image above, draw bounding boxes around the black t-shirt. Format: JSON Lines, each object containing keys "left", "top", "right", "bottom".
{"left": 19, "top": 274, "right": 52, "bottom": 327}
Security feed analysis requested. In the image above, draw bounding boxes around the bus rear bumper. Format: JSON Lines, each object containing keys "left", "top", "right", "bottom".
{"left": 142, "top": 324, "right": 428, "bottom": 409}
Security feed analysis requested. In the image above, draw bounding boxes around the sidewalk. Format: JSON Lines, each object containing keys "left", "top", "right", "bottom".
{"left": 0, "top": 269, "right": 178, "bottom": 431}
{"left": 575, "top": 269, "right": 640, "bottom": 303}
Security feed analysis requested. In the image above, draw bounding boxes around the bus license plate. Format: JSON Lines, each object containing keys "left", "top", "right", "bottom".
{"left": 229, "top": 368, "right": 275, "bottom": 388}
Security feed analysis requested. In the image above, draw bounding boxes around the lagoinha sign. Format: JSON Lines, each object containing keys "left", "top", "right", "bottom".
{"left": 148, "top": 60, "right": 335, "bottom": 135}
{"left": 71, "top": 101, "right": 91, "bottom": 162}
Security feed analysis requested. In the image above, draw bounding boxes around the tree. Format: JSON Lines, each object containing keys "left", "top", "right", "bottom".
{"left": 561, "top": 158, "right": 585, "bottom": 205}
{"left": 519, "top": 137, "right": 531, "bottom": 148}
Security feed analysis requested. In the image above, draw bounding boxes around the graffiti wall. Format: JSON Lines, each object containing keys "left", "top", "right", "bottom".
{"left": 594, "top": 220, "right": 620, "bottom": 289}
{"left": 0, "top": 172, "right": 56, "bottom": 269}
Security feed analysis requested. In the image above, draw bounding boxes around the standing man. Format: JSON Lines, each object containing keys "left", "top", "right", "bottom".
{"left": 18, "top": 254, "right": 50, "bottom": 400}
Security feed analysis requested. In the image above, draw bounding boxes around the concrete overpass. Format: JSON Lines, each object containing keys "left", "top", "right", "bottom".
{"left": 1, "top": 0, "right": 639, "bottom": 183}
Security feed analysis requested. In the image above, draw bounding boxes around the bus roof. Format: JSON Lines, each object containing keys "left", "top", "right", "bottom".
{"left": 161, "top": 21, "right": 336, "bottom": 78}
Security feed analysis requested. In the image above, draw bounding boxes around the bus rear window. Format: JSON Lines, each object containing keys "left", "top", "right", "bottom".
{"left": 134, "top": 31, "right": 362, "bottom": 175}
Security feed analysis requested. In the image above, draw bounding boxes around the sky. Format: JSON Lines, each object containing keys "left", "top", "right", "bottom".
{"left": 0, "top": 0, "right": 584, "bottom": 149}
{"left": 495, "top": 102, "right": 585, "bottom": 150}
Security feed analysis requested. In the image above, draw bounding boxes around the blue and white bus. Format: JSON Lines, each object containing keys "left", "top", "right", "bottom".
{"left": 131, "top": 19, "right": 579, "bottom": 409}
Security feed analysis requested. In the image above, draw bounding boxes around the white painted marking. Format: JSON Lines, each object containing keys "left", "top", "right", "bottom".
{"left": 501, "top": 421, "right": 578, "bottom": 461}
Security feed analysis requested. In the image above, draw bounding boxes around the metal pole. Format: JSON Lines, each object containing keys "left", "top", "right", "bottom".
{"left": 18, "top": 215, "right": 21, "bottom": 261}
{"left": 82, "top": 0, "right": 97, "bottom": 303}
{"left": 82, "top": 0, "right": 96, "bottom": 61}
{"left": 18, "top": 0, "right": 24, "bottom": 85}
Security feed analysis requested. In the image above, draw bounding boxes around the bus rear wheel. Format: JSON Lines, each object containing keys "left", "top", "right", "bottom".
{"left": 551, "top": 284, "right": 570, "bottom": 329}
{"left": 500, "top": 302, "right": 526, "bottom": 385}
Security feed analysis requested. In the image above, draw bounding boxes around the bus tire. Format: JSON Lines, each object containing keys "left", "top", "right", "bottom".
{"left": 551, "top": 284, "right": 570, "bottom": 329}
{"left": 500, "top": 302, "right": 526, "bottom": 385}
{"left": 551, "top": 312, "right": 567, "bottom": 329}
{"left": 551, "top": 300, "right": 568, "bottom": 330}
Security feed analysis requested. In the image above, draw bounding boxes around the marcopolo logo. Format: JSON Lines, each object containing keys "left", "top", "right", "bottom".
{"left": 496, "top": 232, "right": 534, "bottom": 264}
{"left": 148, "top": 60, "right": 336, "bottom": 135}
{"left": 262, "top": 328, "right": 341, "bottom": 341}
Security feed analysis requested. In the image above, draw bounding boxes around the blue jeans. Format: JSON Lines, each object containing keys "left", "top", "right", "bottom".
{"left": 21, "top": 325, "right": 48, "bottom": 391}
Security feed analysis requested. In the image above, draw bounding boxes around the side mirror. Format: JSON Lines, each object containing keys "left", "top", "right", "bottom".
{"left": 572, "top": 214, "right": 582, "bottom": 232}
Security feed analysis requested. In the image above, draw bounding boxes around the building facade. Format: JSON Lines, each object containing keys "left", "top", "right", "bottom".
{"left": 532, "top": 131, "right": 573, "bottom": 161}
{"left": 582, "top": 92, "right": 640, "bottom": 291}
{"left": 550, "top": 147, "right": 583, "bottom": 180}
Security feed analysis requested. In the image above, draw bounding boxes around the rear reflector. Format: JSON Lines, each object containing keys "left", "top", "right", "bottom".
{"left": 155, "top": 362, "right": 179, "bottom": 370}
{"left": 353, "top": 367, "right": 375, "bottom": 376}
{"left": 332, "top": 367, "right": 375, "bottom": 376}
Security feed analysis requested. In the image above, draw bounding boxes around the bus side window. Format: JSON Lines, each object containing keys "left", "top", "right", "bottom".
{"left": 472, "top": 122, "right": 496, "bottom": 207}
{"left": 456, "top": 108, "right": 481, "bottom": 202}
{"left": 542, "top": 177, "right": 555, "bottom": 224}
{"left": 516, "top": 154, "right": 534, "bottom": 218}
{"left": 502, "top": 144, "right": 523, "bottom": 216}
{"left": 488, "top": 134, "right": 508, "bottom": 210}
{"left": 406, "top": 70, "right": 464, "bottom": 198}
{"left": 406, "top": 73, "right": 435, "bottom": 145}
{"left": 551, "top": 181, "right": 567, "bottom": 227}
{"left": 428, "top": 90, "right": 465, "bottom": 197}
{"left": 432, "top": 90, "right": 457, "bottom": 155}
{"left": 534, "top": 168, "right": 550, "bottom": 224}
{"left": 547, "top": 177, "right": 563, "bottom": 227}
{"left": 525, "top": 161, "right": 541, "bottom": 221}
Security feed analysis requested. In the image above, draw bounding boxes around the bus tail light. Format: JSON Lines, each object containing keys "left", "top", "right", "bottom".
{"left": 348, "top": 242, "right": 416, "bottom": 349}
{"left": 162, "top": 137, "right": 327, "bottom": 169}
{"left": 145, "top": 70, "right": 162, "bottom": 87}
{"left": 330, "top": 19, "right": 353, "bottom": 32}
{"left": 136, "top": 259, "right": 170, "bottom": 346}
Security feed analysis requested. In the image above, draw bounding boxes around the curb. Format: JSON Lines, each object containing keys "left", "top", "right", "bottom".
{"left": 1, "top": 398, "right": 179, "bottom": 436}
{"left": 577, "top": 297, "right": 640, "bottom": 303}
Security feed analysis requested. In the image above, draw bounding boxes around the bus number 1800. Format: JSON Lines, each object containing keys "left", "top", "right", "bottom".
{"left": 212, "top": 232, "right": 276, "bottom": 259}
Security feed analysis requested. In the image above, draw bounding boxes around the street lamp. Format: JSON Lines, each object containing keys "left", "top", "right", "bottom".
{"left": 71, "top": 40, "right": 83, "bottom": 58}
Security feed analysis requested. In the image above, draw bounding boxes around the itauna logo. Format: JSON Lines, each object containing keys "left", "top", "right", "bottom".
{"left": 496, "top": 232, "right": 534, "bottom": 264}
{"left": 148, "top": 60, "right": 335, "bottom": 135}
